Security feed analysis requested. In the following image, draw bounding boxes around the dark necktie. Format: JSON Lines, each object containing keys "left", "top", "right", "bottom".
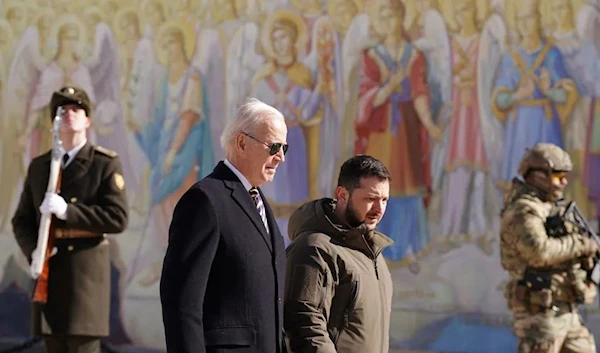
{"left": 62, "top": 153, "right": 69, "bottom": 167}
{"left": 249, "top": 187, "right": 268, "bottom": 232}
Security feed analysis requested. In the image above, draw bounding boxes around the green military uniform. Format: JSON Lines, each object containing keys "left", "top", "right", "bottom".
{"left": 11, "top": 86, "right": 128, "bottom": 353}
{"left": 500, "top": 143, "right": 598, "bottom": 353}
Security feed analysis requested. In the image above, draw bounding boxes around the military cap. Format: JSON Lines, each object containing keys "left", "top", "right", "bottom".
{"left": 517, "top": 143, "right": 573, "bottom": 177}
{"left": 50, "top": 86, "right": 92, "bottom": 120}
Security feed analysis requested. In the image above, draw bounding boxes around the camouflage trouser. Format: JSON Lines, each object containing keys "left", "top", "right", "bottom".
{"left": 513, "top": 308, "right": 596, "bottom": 353}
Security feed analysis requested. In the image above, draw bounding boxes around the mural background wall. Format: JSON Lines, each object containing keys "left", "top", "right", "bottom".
{"left": 0, "top": 0, "right": 599, "bottom": 352}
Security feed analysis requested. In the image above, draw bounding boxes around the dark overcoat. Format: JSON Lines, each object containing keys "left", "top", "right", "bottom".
{"left": 12, "top": 142, "right": 128, "bottom": 337}
{"left": 160, "top": 161, "right": 286, "bottom": 353}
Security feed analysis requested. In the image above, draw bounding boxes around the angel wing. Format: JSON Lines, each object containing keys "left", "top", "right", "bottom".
{"left": 477, "top": 12, "right": 508, "bottom": 183}
{"left": 307, "top": 16, "right": 345, "bottom": 197}
{"left": 225, "top": 22, "right": 265, "bottom": 124}
{"left": 127, "top": 26, "right": 162, "bottom": 126}
{"left": 4, "top": 25, "right": 45, "bottom": 127}
{"left": 336, "top": 14, "right": 370, "bottom": 169}
{"left": 193, "top": 27, "right": 227, "bottom": 161}
{"left": 576, "top": 0, "right": 600, "bottom": 96}
{"left": 86, "top": 22, "right": 137, "bottom": 191}
{"left": 413, "top": 9, "right": 452, "bottom": 191}
{"left": 577, "top": 0, "right": 600, "bottom": 57}
{"left": 4, "top": 25, "right": 46, "bottom": 172}
{"left": 87, "top": 22, "right": 121, "bottom": 113}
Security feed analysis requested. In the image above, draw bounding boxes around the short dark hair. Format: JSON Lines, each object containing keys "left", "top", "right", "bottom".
{"left": 337, "top": 155, "right": 391, "bottom": 192}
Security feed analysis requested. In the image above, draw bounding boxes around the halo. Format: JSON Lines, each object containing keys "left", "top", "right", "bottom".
{"left": 444, "top": 0, "right": 480, "bottom": 32}
{"left": 33, "top": 7, "right": 56, "bottom": 24}
{"left": 47, "top": 13, "right": 87, "bottom": 60}
{"left": 114, "top": 7, "right": 140, "bottom": 43}
{"left": 539, "top": 0, "right": 584, "bottom": 32}
{"left": 83, "top": 6, "right": 105, "bottom": 24}
{"left": 140, "top": 0, "right": 166, "bottom": 27}
{"left": 260, "top": 8, "right": 308, "bottom": 60}
{"left": 154, "top": 20, "right": 196, "bottom": 66}
{"left": 326, "top": 0, "right": 362, "bottom": 21}
{"left": 506, "top": 0, "right": 541, "bottom": 29}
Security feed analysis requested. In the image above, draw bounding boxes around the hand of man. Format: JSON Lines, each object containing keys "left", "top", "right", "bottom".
{"left": 582, "top": 236, "right": 599, "bottom": 256}
{"left": 30, "top": 247, "right": 58, "bottom": 278}
{"left": 39, "top": 192, "right": 68, "bottom": 220}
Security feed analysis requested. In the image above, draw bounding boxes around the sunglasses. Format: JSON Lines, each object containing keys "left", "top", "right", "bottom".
{"left": 551, "top": 171, "right": 568, "bottom": 181}
{"left": 243, "top": 133, "right": 288, "bottom": 156}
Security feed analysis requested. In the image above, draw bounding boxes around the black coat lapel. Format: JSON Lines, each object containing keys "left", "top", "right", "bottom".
{"left": 60, "top": 143, "right": 93, "bottom": 192}
{"left": 214, "top": 162, "right": 273, "bottom": 253}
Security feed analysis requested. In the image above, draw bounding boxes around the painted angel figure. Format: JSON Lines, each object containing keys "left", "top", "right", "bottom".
{"left": 351, "top": 0, "right": 444, "bottom": 273}
{"left": 433, "top": 0, "right": 499, "bottom": 256}
{"left": 301, "top": 14, "right": 345, "bottom": 199}
{"left": 547, "top": 0, "right": 600, "bottom": 222}
{"left": 7, "top": 14, "right": 137, "bottom": 203}
{"left": 128, "top": 21, "right": 214, "bottom": 287}
{"left": 336, "top": 10, "right": 369, "bottom": 176}
{"left": 117, "top": 7, "right": 164, "bottom": 215}
{"left": 406, "top": 0, "right": 453, "bottom": 195}
{"left": 477, "top": 0, "right": 508, "bottom": 190}
{"left": 237, "top": 8, "right": 339, "bottom": 243}
{"left": 490, "top": 0, "right": 579, "bottom": 187}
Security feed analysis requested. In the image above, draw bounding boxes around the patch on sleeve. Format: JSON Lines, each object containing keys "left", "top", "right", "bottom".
{"left": 290, "top": 264, "right": 322, "bottom": 303}
{"left": 114, "top": 173, "right": 125, "bottom": 190}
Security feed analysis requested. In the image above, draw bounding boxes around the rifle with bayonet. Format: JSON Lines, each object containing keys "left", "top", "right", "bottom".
{"left": 31, "top": 108, "right": 64, "bottom": 303}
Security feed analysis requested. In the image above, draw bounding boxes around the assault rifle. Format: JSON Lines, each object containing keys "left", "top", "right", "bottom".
{"left": 562, "top": 201, "right": 600, "bottom": 286}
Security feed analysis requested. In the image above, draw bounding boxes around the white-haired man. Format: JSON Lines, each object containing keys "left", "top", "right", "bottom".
{"left": 160, "top": 98, "right": 289, "bottom": 353}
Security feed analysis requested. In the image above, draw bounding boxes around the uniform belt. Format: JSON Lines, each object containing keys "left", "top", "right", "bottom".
{"left": 54, "top": 228, "right": 104, "bottom": 239}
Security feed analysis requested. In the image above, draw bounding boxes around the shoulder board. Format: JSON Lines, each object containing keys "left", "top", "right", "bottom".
{"left": 95, "top": 145, "right": 118, "bottom": 158}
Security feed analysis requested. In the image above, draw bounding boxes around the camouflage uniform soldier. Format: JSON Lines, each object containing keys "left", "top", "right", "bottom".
{"left": 500, "top": 143, "right": 599, "bottom": 353}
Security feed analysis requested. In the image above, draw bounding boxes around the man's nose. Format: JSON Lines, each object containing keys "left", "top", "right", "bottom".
{"left": 276, "top": 147, "right": 285, "bottom": 162}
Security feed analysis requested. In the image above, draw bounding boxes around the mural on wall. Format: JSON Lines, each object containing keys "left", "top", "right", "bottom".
{"left": 0, "top": 0, "right": 599, "bottom": 351}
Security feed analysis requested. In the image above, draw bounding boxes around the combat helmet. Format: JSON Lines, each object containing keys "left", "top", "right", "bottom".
{"left": 517, "top": 143, "right": 572, "bottom": 177}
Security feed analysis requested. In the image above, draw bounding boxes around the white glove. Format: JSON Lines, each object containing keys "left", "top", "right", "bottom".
{"left": 30, "top": 247, "right": 57, "bottom": 278}
{"left": 39, "top": 193, "right": 68, "bottom": 220}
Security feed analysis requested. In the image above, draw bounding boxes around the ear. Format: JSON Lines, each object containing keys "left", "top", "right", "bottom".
{"left": 85, "top": 117, "right": 92, "bottom": 128}
{"left": 334, "top": 186, "right": 349, "bottom": 204}
{"left": 235, "top": 133, "right": 246, "bottom": 153}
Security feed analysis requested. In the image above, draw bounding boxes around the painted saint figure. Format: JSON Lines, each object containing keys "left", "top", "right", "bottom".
{"left": 355, "top": 0, "right": 442, "bottom": 272}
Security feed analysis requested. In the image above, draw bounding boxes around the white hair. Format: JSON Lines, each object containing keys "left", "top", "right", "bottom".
{"left": 220, "top": 98, "right": 284, "bottom": 157}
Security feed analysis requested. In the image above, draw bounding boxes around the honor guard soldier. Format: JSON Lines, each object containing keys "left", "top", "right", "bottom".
{"left": 12, "top": 86, "right": 129, "bottom": 353}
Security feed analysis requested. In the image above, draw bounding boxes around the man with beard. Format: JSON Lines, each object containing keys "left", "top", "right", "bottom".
{"left": 500, "top": 143, "right": 598, "bottom": 353}
{"left": 283, "top": 155, "right": 394, "bottom": 353}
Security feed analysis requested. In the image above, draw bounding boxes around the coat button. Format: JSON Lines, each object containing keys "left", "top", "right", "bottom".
{"left": 68, "top": 245, "right": 74, "bottom": 251}
{"left": 70, "top": 197, "right": 77, "bottom": 203}
{"left": 278, "top": 297, "right": 282, "bottom": 304}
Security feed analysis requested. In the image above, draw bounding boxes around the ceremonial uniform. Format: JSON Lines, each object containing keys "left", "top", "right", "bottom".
{"left": 12, "top": 87, "right": 128, "bottom": 353}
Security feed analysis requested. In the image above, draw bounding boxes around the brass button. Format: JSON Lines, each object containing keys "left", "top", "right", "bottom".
{"left": 68, "top": 245, "right": 74, "bottom": 251}
{"left": 70, "top": 197, "right": 77, "bottom": 203}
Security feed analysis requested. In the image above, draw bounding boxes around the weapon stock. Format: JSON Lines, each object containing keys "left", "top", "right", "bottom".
{"left": 31, "top": 109, "right": 64, "bottom": 304}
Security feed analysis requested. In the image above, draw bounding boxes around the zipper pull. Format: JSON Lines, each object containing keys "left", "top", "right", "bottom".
{"left": 374, "top": 259, "right": 379, "bottom": 280}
